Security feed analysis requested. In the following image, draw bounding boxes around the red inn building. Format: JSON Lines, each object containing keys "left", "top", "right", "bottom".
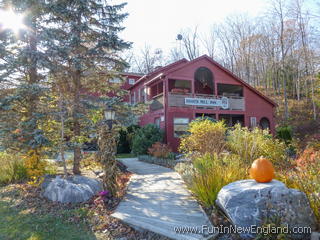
{"left": 126, "top": 55, "right": 276, "bottom": 152}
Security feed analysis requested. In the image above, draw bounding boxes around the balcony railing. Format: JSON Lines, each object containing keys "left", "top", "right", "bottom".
{"left": 223, "top": 95, "right": 245, "bottom": 110}
{"left": 168, "top": 93, "right": 245, "bottom": 110}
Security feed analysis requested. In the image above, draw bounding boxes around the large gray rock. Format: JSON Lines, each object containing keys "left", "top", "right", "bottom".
{"left": 42, "top": 175, "right": 103, "bottom": 203}
{"left": 216, "top": 179, "right": 316, "bottom": 239}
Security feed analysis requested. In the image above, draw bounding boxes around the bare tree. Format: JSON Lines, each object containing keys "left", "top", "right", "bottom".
{"left": 129, "top": 45, "right": 165, "bottom": 74}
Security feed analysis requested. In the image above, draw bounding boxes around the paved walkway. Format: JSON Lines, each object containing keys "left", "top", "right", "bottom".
{"left": 111, "top": 158, "right": 217, "bottom": 240}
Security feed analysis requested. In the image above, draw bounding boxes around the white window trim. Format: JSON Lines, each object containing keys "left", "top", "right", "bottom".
{"left": 250, "top": 117, "right": 257, "bottom": 128}
{"left": 173, "top": 117, "right": 190, "bottom": 138}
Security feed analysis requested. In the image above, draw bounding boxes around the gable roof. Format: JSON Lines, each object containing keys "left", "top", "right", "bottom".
{"left": 166, "top": 55, "right": 277, "bottom": 107}
{"left": 128, "top": 58, "right": 188, "bottom": 89}
{"left": 128, "top": 55, "right": 277, "bottom": 107}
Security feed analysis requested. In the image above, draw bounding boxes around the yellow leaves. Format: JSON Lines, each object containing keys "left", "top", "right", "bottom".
{"left": 179, "top": 119, "right": 227, "bottom": 157}
{"left": 227, "top": 124, "right": 287, "bottom": 167}
{"left": 24, "top": 150, "right": 46, "bottom": 181}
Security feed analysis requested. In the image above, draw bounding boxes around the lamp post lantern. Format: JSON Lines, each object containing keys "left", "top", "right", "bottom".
{"left": 104, "top": 105, "right": 115, "bottom": 129}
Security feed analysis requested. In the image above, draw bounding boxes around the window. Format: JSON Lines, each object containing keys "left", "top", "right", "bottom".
{"left": 155, "top": 117, "right": 161, "bottom": 128}
{"left": 130, "top": 92, "right": 136, "bottom": 105}
{"left": 140, "top": 88, "right": 146, "bottom": 102}
{"left": 128, "top": 78, "right": 135, "bottom": 85}
{"left": 260, "top": 117, "right": 270, "bottom": 130}
{"left": 250, "top": 117, "right": 257, "bottom": 128}
{"left": 194, "top": 67, "right": 214, "bottom": 95}
{"left": 174, "top": 118, "right": 189, "bottom": 138}
{"left": 169, "top": 79, "right": 191, "bottom": 94}
{"left": 217, "top": 83, "right": 243, "bottom": 97}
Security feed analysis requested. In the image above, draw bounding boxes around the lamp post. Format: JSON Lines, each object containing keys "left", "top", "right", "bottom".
{"left": 104, "top": 105, "right": 116, "bottom": 129}
{"left": 98, "top": 105, "right": 119, "bottom": 196}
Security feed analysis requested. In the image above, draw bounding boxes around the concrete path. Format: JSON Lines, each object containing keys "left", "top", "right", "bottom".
{"left": 112, "top": 158, "right": 217, "bottom": 240}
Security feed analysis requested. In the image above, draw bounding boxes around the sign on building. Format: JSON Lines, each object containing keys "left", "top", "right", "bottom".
{"left": 185, "top": 97, "right": 229, "bottom": 109}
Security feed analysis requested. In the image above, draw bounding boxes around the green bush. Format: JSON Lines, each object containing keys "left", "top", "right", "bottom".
{"left": 117, "top": 128, "right": 130, "bottom": 154}
{"left": 131, "top": 124, "right": 163, "bottom": 155}
{"left": 190, "top": 153, "right": 248, "bottom": 207}
{"left": 276, "top": 125, "right": 293, "bottom": 144}
{"left": 227, "top": 124, "right": 287, "bottom": 167}
{"left": 127, "top": 125, "right": 141, "bottom": 145}
{"left": 117, "top": 125, "right": 141, "bottom": 154}
{"left": 0, "top": 152, "right": 28, "bottom": 184}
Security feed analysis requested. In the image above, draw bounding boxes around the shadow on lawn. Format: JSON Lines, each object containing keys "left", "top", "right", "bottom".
{"left": 0, "top": 187, "right": 97, "bottom": 240}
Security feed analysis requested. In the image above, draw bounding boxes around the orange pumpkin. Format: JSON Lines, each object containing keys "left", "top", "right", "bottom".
{"left": 249, "top": 157, "right": 275, "bottom": 183}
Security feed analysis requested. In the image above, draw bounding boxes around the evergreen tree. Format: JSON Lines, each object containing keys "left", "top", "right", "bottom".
{"left": 44, "top": 0, "right": 131, "bottom": 174}
{"left": 0, "top": 0, "right": 50, "bottom": 152}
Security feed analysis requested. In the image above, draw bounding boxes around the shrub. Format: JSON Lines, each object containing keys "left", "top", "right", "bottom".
{"left": 24, "top": 150, "right": 46, "bottom": 179}
{"left": 296, "top": 145, "right": 320, "bottom": 169}
{"left": 0, "top": 152, "right": 27, "bottom": 184}
{"left": 117, "top": 128, "right": 130, "bottom": 154}
{"left": 277, "top": 145, "right": 320, "bottom": 224}
{"left": 131, "top": 124, "right": 163, "bottom": 155}
{"left": 117, "top": 125, "right": 141, "bottom": 154}
{"left": 148, "top": 142, "right": 172, "bottom": 159}
{"left": 179, "top": 119, "right": 227, "bottom": 157}
{"left": 279, "top": 169, "right": 320, "bottom": 224}
{"left": 276, "top": 125, "right": 293, "bottom": 144}
{"left": 227, "top": 124, "right": 287, "bottom": 167}
{"left": 190, "top": 153, "right": 248, "bottom": 207}
{"left": 127, "top": 124, "right": 140, "bottom": 150}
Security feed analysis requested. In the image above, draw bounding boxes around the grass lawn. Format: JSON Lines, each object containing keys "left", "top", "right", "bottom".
{"left": 116, "top": 153, "right": 135, "bottom": 158}
{"left": 0, "top": 186, "right": 96, "bottom": 240}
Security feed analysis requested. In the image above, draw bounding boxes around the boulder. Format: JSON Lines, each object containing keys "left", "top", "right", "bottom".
{"left": 216, "top": 179, "right": 316, "bottom": 239}
{"left": 42, "top": 175, "right": 103, "bottom": 203}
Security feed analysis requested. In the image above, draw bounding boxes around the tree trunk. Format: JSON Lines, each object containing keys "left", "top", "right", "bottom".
{"left": 72, "top": 70, "right": 82, "bottom": 175}
{"left": 310, "top": 77, "right": 317, "bottom": 120}
{"left": 59, "top": 90, "right": 68, "bottom": 177}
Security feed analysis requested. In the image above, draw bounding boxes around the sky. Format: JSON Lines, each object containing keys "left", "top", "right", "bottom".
{"left": 113, "top": 0, "right": 270, "bottom": 53}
